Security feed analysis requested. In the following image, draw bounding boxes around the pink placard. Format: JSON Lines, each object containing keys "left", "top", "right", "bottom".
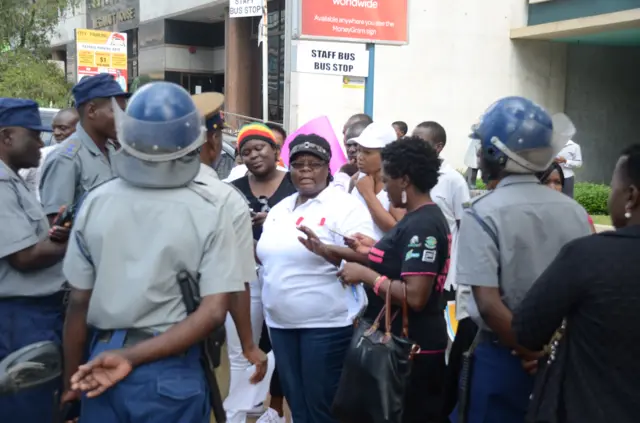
{"left": 281, "top": 116, "right": 347, "bottom": 175}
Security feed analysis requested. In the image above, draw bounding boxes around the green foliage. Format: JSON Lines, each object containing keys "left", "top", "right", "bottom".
{"left": 130, "top": 75, "right": 155, "bottom": 93}
{"left": 0, "top": 0, "right": 78, "bottom": 107}
{"left": 475, "top": 179, "right": 486, "bottom": 190}
{"left": 0, "top": 49, "right": 72, "bottom": 107}
{"left": 0, "top": 0, "right": 79, "bottom": 53}
{"left": 574, "top": 182, "right": 610, "bottom": 215}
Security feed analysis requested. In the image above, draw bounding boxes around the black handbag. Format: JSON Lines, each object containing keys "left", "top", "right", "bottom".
{"left": 526, "top": 320, "right": 567, "bottom": 423}
{"left": 332, "top": 282, "right": 419, "bottom": 423}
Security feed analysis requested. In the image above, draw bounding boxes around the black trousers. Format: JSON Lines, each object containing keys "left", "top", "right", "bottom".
{"left": 258, "top": 321, "right": 284, "bottom": 398}
{"left": 562, "top": 176, "right": 575, "bottom": 198}
{"left": 442, "top": 317, "right": 479, "bottom": 421}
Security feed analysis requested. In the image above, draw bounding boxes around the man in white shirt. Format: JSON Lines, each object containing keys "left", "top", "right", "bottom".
{"left": 555, "top": 139, "right": 583, "bottom": 198}
{"left": 18, "top": 108, "right": 79, "bottom": 200}
{"left": 412, "top": 121, "right": 471, "bottom": 298}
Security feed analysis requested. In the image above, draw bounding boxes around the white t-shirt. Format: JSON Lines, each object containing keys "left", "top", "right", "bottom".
{"left": 224, "top": 164, "right": 288, "bottom": 182}
{"left": 430, "top": 161, "right": 471, "bottom": 291}
{"left": 257, "top": 185, "right": 375, "bottom": 329}
{"left": 331, "top": 172, "right": 351, "bottom": 192}
{"left": 351, "top": 173, "right": 391, "bottom": 241}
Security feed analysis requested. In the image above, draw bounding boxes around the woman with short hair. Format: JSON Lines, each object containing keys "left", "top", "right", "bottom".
{"left": 304, "top": 137, "right": 451, "bottom": 423}
{"left": 256, "top": 134, "right": 374, "bottom": 423}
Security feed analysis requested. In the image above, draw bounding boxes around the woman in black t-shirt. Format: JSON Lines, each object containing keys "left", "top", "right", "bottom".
{"left": 337, "top": 137, "right": 451, "bottom": 423}
{"left": 228, "top": 123, "right": 296, "bottom": 423}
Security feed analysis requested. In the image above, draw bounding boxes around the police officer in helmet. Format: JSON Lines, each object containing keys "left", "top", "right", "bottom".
{"left": 451, "top": 97, "right": 592, "bottom": 423}
{"left": 61, "top": 82, "right": 257, "bottom": 423}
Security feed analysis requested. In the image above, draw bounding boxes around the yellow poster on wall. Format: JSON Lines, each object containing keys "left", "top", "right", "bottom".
{"left": 75, "top": 29, "right": 128, "bottom": 91}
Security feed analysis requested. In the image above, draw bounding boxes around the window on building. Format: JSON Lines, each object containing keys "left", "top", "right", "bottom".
{"left": 266, "top": 0, "right": 285, "bottom": 123}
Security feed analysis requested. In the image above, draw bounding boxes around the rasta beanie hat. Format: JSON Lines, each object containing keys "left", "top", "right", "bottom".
{"left": 237, "top": 123, "right": 278, "bottom": 153}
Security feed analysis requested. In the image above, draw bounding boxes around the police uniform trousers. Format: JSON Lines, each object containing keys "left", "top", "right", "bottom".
{"left": 0, "top": 293, "right": 64, "bottom": 423}
{"left": 450, "top": 340, "right": 534, "bottom": 423}
{"left": 80, "top": 329, "right": 211, "bottom": 423}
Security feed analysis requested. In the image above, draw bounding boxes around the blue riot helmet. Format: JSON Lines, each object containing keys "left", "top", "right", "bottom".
{"left": 111, "top": 82, "right": 206, "bottom": 188}
{"left": 470, "top": 96, "right": 575, "bottom": 175}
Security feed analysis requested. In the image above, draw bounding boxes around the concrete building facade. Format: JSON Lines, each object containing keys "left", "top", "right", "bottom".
{"left": 51, "top": 0, "right": 640, "bottom": 180}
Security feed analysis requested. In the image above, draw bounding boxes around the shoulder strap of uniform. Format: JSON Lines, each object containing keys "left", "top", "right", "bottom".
{"left": 224, "top": 181, "right": 250, "bottom": 206}
{"left": 58, "top": 139, "right": 82, "bottom": 159}
{"left": 464, "top": 205, "right": 499, "bottom": 248}
{"left": 69, "top": 178, "right": 118, "bottom": 267}
{"left": 463, "top": 201, "right": 501, "bottom": 278}
{"left": 73, "top": 177, "right": 115, "bottom": 216}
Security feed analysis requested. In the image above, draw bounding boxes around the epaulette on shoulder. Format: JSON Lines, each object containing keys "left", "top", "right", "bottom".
{"left": 58, "top": 139, "right": 82, "bottom": 159}
{"left": 87, "top": 177, "right": 117, "bottom": 195}
{"left": 464, "top": 190, "right": 492, "bottom": 209}
{"left": 224, "top": 181, "right": 250, "bottom": 206}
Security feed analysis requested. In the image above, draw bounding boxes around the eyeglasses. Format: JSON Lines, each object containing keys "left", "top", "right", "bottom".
{"left": 290, "top": 161, "right": 325, "bottom": 171}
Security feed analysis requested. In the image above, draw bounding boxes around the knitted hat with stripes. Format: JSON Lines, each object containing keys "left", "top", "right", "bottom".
{"left": 237, "top": 123, "right": 278, "bottom": 153}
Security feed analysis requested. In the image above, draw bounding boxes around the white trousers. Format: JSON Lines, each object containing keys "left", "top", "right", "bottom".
{"left": 223, "top": 283, "right": 266, "bottom": 423}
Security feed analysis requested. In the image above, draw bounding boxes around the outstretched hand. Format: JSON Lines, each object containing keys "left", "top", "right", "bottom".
{"left": 344, "top": 232, "right": 376, "bottom": 255}
{"left": 70, "top": 350, "right": 133, "bottom": 398}
{"left": 297, "top": 225, "right": 330, "bottom": 258}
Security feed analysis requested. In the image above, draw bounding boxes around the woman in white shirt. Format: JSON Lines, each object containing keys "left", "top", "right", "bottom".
{"left": 350, "top": 122, "right": 404, "bottom": 240}
{"left": 256, "top": 134, "right": 373, "bottom": 423}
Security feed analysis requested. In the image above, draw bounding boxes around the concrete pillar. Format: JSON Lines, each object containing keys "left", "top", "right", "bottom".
{"left": 225, "top": 13, "right": 254, "bottom": 128}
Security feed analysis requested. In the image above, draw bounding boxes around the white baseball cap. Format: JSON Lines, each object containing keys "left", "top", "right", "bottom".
{"left": 351, "top": 122, "right": 397, "bottom": 149}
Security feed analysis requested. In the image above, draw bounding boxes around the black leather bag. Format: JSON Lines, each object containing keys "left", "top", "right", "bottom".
{"left": 332, "top": 282, "right": 419, "bottom": 423}
{"left": 526, "top": 321, "right": 567, "bottom": 423}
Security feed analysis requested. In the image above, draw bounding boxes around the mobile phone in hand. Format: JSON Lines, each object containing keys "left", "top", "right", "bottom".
{"left": 327, "top": 227, "right": 355, "bottom": 241}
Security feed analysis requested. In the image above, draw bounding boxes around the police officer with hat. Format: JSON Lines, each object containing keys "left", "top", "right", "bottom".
{"left": 192, "top": 92, "right": 235, "bottom": 180}
{"left": 61, "top": 82, "right": 258, "bottom": 423}
{"left": 450, "top": 97, "right": 592, "bottom": 423}
{"left": 39, "top": 73, "right": 130, "bottom": 225}
{"left": 0, "top": 98, "right": 69, "bottom": 422}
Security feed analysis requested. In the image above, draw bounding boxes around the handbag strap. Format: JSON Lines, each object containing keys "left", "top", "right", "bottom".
{"left": 401, "top": 282, "right": 409, "bottom": 338}
{"left": 370, "top": 280, "right": 408, "bottom": 337}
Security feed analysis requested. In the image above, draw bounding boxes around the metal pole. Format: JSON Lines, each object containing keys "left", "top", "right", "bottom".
{"left": 364, "top": 43, "right": 375, "bottom": 117}
{"left": 283, "top": 0, "right": 293, "bottom": 132}
{"left": 262, "top": 0, "right": 269, "bottom": 122}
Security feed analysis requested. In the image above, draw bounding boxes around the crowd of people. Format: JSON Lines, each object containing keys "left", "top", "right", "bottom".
{"left": 0, "top": 73, "right": 639, "bottom": 423}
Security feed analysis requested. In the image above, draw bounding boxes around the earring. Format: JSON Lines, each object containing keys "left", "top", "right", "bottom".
{"left": 401, "top": 190, "right": 407, "bottom": 204}
{"left": 625, "top": 211, "right": 632, "bottom": 219}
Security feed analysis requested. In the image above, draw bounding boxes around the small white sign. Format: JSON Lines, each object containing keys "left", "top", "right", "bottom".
{"left": 294, "top": 41, "right": 369, "bottom": 77}
{"left": 229, "top": 0, "right": 263, "bottom": 18}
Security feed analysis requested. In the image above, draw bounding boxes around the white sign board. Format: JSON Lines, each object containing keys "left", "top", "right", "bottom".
{"left": 294, "top": 41, "right": 369, "bottom": 77}
{"left": 229, "top": 0, "right": 263, "bottom": 18}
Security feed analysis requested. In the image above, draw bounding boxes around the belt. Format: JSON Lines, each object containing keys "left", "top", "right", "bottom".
{"left": 96, "top": 329, "right": 155, "bottom": 348}
{"left": 477, "top": 330, "right": 501, "bottom": 344}
{"left": 0, "top": 291, "right": 66, "bottom": 307}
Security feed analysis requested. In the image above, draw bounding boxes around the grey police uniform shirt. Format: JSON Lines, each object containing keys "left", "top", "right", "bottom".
{"left": 39, "top": 124, "right": 116, "bottom": 215}
{"left": 195, "top": 163, "right": 257, "bottom": 285}
{"left": 456, "top": 174, "right": 592, "bottom": 330}
{"left": 0, "top": 160, "right": 65, "bottom": 297}
{"left": 63, "top": 174, "right": 256, "bottom": 333}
